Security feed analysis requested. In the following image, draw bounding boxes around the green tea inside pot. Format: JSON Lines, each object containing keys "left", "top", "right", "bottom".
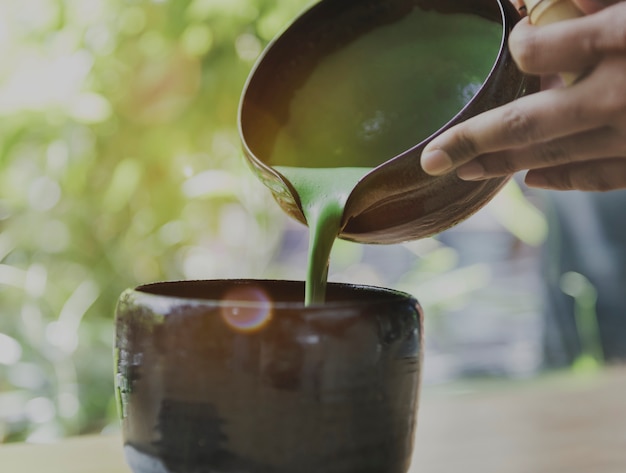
{"left": 244, "top": 7, "right": 503, "bottom": 171}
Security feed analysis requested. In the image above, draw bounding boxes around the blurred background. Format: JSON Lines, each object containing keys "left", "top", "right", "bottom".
{"left": 0, "top": 0, "right": 616, "bottom": 445}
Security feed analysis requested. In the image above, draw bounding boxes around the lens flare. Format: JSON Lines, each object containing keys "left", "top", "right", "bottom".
{"left": 220, "top": 285, "right": 273, "bottom": 333}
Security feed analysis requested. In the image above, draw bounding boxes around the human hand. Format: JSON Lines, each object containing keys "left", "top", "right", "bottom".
{"left": 420, "top": 0, "right": 626, "bottom": 191}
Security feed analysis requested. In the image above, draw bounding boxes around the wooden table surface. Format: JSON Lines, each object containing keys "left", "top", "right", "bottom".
{"left": 1, "top": 367, "right": 625, "bottom": 473}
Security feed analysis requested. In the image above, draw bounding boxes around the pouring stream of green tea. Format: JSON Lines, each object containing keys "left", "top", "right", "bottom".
{"left": 254, "top": 10, "right": 502, "bottom": 304}
{"left": 274, "top": 167, "right": 369, "bottom": 305}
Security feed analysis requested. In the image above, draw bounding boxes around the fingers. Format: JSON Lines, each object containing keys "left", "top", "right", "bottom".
{"left": 525, "top": 157, "right": 626, "bottom": 191}
{"left": 419, "top": 2, "right": 626, "bottom": 179}
{"left": 456, "top": 127, "right": 626, "bottom": 180}
{"left": 420, "top": 83, "right": 601, "bottom": 175}
{"left": 573, "top": 0, "right": 624, "bottom": 15}
{"left": 509, "top": 2, "right": 626, "bottom": 76}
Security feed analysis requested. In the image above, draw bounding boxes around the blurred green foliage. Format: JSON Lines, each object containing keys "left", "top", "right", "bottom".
{"left": 0, "top": 0, "right": 312, "bottom": 442}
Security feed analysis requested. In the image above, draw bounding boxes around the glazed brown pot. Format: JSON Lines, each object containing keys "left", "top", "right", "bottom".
{"left": 115, "top": 280, "right": 423, "bottom": 473}
{"left": 239, "top": 0, "right": 540, "bottom": 244}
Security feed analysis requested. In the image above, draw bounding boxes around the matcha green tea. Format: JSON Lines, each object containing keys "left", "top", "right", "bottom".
{"left": 264, "top": 11, "right": 502, "bottom": 304}
{"left": 274, "top": 166, "right": 369, "bottom": 305}
{"left": 268, "top": 10, "right": 502, "bottom": 169}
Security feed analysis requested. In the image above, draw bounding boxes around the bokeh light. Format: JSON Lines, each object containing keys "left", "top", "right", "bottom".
{"left": 0, "top": 0, "right": 312, "bottom": 443}
{"left": 220, "top": 285, "right": 273, "bottom": 333}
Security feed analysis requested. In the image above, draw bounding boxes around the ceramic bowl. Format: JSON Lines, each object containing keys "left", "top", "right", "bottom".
{"left": 115, "top": 279, "right": 423, "bottom": 473}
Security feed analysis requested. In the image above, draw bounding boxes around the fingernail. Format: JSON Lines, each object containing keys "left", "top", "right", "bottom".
{"left": 525, "top": 172, "right": 548, "bottom": 188}
{"left": 457, "top": 162, "right": 485, "bottom": 181}
{"left": 421, "top": 149, "right": 453, "bottom": 175}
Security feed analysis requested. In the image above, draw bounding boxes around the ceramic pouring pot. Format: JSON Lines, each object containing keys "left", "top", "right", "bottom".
{"left": 239, "top": 0, "right": 540, "bottom": 244}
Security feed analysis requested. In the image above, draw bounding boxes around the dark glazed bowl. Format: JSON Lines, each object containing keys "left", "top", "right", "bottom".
{"left": 239, "top": 0, "right": 540, "bottom": 244}
{"left": 115, "top": 280, "right": 423, "bottom": 473}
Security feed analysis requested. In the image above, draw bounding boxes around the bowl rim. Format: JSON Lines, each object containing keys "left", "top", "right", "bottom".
{"left": 120, "top": 279, "right": 419, "bottom": 312}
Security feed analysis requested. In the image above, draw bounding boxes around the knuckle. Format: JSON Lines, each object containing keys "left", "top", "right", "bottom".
{"left": 581, "top": 10, "right": 626, "bottom": 61}
{"left": 535, "top": 166, "right": 577, "bottom": 191}
{"left": 579, "top": 33, "right": 601, "bottom": 59}
{"left": 502, "top": 106, "right": 539, "bottom": 145}
{"left": 489, "top": 155, "right": 520, "bottom": 175}
{"left": 448, "top": 126, "right": 479, "bottom": 162}
{"left": 533, "top": 141, "right": 570, "bottom": 166}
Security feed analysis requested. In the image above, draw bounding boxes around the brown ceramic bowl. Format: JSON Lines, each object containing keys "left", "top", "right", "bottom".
{"left": 239, "top": 0, "right": 540, "bottom": 244}
{"left": 115, "top": 280, "right": 423, "bottom": 473}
